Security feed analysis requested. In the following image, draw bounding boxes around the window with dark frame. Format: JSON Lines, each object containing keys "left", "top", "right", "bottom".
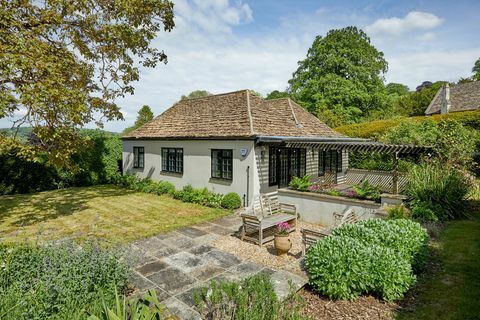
{"left": 269, "top": 147, "right": 306, "bottom": 186}
{"left": 162, "top": 148, "right": 183, "bottom": 173}
{"left": 318, "top": 150, "right": 342, "bottom": 175}
{"left": 133, "top": 147, "right": 144, "bottom": 169}
{"left": 211, "top": 149, "right": 233, "bottom": 180}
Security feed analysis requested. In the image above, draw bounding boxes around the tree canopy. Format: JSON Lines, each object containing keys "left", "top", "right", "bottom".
{"left": 123, "top": 105, "right": 154, "bottom": 134}
{"left": 386, "top": 83, "right": 410, "bottom": 97}
{"left": 180, "top": 90, "right": 212, "bottom": 100}
{"left": 288, "top": 26, "right": 388, "bottom": 126}
{"left": 265, "top": 90, "right": 290, "bottom": 100}
{"left": 472, "top": 57, "right": 480, "bottom": 81}
{"left": 394, "top": 81, "right": 445, "bottom": 116}
{"left": 0, "top": 0, "right": 174, "bottom": 167}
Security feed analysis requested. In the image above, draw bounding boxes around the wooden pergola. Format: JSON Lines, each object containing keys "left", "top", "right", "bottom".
{"left": 256, "top": 136, "right": 432, "bottom": 194}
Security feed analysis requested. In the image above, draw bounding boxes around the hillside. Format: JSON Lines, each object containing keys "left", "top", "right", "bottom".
{"left": 335, "top": 110, "right": 480, "bottom": 139}
{"left": 0, "top": 127, "right": 120, "bottom": 141}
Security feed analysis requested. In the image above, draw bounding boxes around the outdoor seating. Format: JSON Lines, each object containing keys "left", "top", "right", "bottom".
{"left": 240, "top": 192, "right": 297, "bottom": 247}
{"left": 301, "top": 209, "right": 358, "bottom": 255}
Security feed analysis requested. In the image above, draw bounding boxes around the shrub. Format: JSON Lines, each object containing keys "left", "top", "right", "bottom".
{"left": 289, "top": 175, "right": 312, "bottom": 191}
{"left": 405, "top": 163, "right": 473, "bottom": 220}
{"left": 305, "top": 235, "right": 415, "bottom": 302}
{"left": 352, "top": 180, "right": 381, "bottom": 201}
{"left": 0, "top": 241, "right": 130, "bottom": 319}
{"left": 221, "top": 192, "right": 242, "bottom": 209}
{"left": 194, "top": 274, "right": 305, "bottom": 320}
{"left": 155, "top": 181, "right": 175, "bottom": 195}
{"left": 387, "top": 204, "right": 411, "bottom": 219}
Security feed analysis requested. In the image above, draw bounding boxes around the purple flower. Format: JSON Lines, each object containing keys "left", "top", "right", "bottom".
{"left": 276, "top": 222, "right": 291, "bottom": 235}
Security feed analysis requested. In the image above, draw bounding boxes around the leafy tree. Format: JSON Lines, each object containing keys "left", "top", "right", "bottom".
{"left": 180, "top": 90, "right": 212, "bottom": 100}
{"left": 265, "top": 90, "right": 290, "bottom": 100}
{"left": 0, "top": 0, "right": 174, "bottom": 167}
{"left": 394, "top": 81, "right": 445, "bottom": 116}
{"left": 123, "top": 105, "right": 154, "bottom": 134}
{"left": 472, "top": 57, "right": 480, "bottom": 81}
{"left": 386, "top": 83, "right": 409, "bottom": 97}
{"left": 288, "top": 26, "right": 388, "bottom": 126}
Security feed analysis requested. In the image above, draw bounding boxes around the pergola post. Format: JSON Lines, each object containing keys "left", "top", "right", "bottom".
{"left": 392, "top": 152, "right": 399, "bottom": 194}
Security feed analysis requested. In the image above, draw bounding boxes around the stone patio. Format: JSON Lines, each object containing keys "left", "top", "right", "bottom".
{"left": 128, "top": 215, "right": 307, "bottom": 320}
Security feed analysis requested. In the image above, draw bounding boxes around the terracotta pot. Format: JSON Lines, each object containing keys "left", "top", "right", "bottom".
{"left": 274, "top": 234, "right": 292, "bottom": 256}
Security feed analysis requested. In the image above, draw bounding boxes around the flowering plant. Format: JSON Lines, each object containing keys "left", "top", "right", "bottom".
{"left": 308, "top": 184, "right": 322, "bottom": 192}
{"left": 276, "top": 222, "right": 291, "bottom": 236}
{"left": 342, "top": 190, "right": 358, "bottom": 198}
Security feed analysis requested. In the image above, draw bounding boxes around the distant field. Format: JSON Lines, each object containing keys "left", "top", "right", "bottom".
{"left": 0, "top": 185, "right": 229, "bottom": 244}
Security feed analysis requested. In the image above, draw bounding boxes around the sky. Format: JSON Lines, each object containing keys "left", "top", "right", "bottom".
{"left": 2, "top": 0, "right": 480, "bottom": 132}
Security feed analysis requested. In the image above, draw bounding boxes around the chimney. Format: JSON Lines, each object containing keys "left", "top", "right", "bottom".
{"left": 440, "top": 83, "right": 451, "bottom": 114}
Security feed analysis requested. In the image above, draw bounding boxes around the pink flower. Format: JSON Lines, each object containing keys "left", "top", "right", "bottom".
{"left": 276, "top": 222, "right": 291, "bottom": 235}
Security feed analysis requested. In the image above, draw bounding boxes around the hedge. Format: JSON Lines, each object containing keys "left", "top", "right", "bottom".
{"left": 335, "top": 109, "right": 480, "bottom": 138}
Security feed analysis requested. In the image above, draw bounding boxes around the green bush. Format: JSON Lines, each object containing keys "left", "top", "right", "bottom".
{"left": 352, "top": 180, "right": 381, "bottom": 201}
{"left": 0, "top": 241, "right": 130, "bottom": 319}
{"left": 195, "top": 274, "right": 305, "bottom": 320}
{"left": 221, "top": 192, "right": 242, "bottom": 209}
{"left": 289, "top": 175, "right": 312, "bottom": 191}
{"left": 155, "top": 180, "right": 175, "bottom": 195}
{"left": 305, "top": 235, "right": 415, "bottom": 301}
{"left": 387, "top": 204, "right": 411, "bottom": 219}
{"left": 405, "top": 163, "right": 473, "bottom": 220}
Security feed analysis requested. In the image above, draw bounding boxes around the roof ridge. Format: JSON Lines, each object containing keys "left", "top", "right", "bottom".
{"left": 287, "top": 98, "right": 301, "bottom": 128}
{"left": 180, "top": 89, "right": 249, "bottom": 101}
{"left": 246, "top": 90, "right": 254, "bottom": 135}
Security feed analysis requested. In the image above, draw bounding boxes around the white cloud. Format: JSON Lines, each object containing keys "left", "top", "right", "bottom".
{"left": 416, "top": 32, "right": 436, "bottom": 41}
{"left": 385, "top": 48, "right": 480, "bottom": 89}
{"left": 366, "top": 11, "right": 443, "bottom": 36}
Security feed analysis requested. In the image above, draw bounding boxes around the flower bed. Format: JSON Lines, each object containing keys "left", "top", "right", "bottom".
{"left": 290, "top": 175, "right": 382, "bottom": 202}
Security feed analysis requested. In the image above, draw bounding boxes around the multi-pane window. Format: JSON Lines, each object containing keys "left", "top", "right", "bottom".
{"left": 318, "top": 150, "right": 342, "bottom": 176}
{"left": 269, "top": 147, "right": 306, "bottom": 186}
{"left": 133, "top": 147, "right": 144, "bottom": 169}
{"left": 162, "top": 148, "right": 183, "bottom": 173}
{"left": 211, "top": 149, "right": 233, "bottom": 180}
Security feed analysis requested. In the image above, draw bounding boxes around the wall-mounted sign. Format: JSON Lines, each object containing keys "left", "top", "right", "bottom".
{"left": 240, "top": 148, "right": 248, "bottom": 157}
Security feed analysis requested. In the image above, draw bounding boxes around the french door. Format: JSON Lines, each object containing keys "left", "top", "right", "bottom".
{"left": 269, "top": 147, "right": 306, "bottom": 188}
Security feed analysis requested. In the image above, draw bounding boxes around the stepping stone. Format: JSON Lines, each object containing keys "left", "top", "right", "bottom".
{"left": 189, "top": 244, "right": 214, "bottom": 255}
{"left": 175, "top": 285, "right": 205, "bottom": 308}
{"left": 203, "top": 250, "right": 242, "bottom": 269}
{"left": 177, "top": 227, "right": 208, "bottom": 238}
{"left": 162, "top": 234, "right": 197, "bottom": 250}
{"left": 147, "top": 267, "right": 196, "bottom": 295}
{"left": 229, "top": 261, "right": 263, "bottom": 280}
{"left": 136, "top": 260, "right": 169, "bottom": 276}
{"left": 163, "top": 297, "right": 202, "bottom": 320}
{"left": 163, "top": 252, "right": 207, "bottom": 273}
{"left": 150, "top": 246, "right": 179, "bottom": 259}
{"left": 269, "top": 270, "right": 308, "bottom": 300}
{"left": 190, "top": 263, "right": 225, "bottom": 281}
{"left": 129, "top": 272, "right": 157, "bottom": 292}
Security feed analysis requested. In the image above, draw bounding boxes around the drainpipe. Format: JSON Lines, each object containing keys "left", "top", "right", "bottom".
{"left": 246, "top": 165, "right": 250, "bottom": 207}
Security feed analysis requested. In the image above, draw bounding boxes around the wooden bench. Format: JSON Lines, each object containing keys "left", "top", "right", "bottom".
{"left": 240, "top": 192, "right": 297, "bottom": 247}
{"left": 301, "top": 209, "right": 358, "bottom": 255}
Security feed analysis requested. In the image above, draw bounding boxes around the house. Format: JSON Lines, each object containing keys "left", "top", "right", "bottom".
{"left": 425, "top": 81, "right": 480, "bottom": 115}
{"left": 121, "top": 90, "right": 363, "bottom": 206}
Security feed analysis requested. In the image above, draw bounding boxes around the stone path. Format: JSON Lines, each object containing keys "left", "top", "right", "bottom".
{"left": 128, "top": 215, "right": 307, "bottom": 320}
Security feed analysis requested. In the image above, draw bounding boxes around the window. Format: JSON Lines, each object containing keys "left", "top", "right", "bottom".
{"left": 269, "top": 147, "right": 306, "bottom": 186}
{"left": 211, "top": 149, "right": 233, "bottom": 180}
{"left": 133, "top": 147, "right": 144, "bottom": 169}
{"left": 318, "top": 150, "right": 342, "bottom": 175}
{"left": 162, "top": 148, "right": 183, "bottom": 173}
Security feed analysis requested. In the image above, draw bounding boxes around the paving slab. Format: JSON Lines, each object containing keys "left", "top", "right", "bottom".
{"left": 136, "top": 260, "right": 169, "bottom": 276}
{"left": 188, "top": 244, "right": 214, "bottom": 255}
{"left": 162, "top": 234, "right": 197, "bottom": 250}
{"left": 203, "top": 249, "right": 242, "bottom": 269}
{"left": 147, "top": 267, "right": 196, "bottom": 295}
{"left": 229, "top": 261, "right": 264, "bottom": 280}
{"left": 175, "top": 285, "right": 205, "bottom": 308}
{"left": 150, "top": 245, "right": 180, "bottom": 259}
{"left": 269, "top": 270, "right": 308, "bottom": 300}
{"left": 129, "top": 272, "right": 157, "bottom": 292}
{"left": 190, "top": 263, "right": 226, "bottom": 281}
{"left": 177, "top": 226, "right": 208, "bottom": 238}
{"left": 163, "top": 251, "right": 207, "bottom": 273}
{"left": 163, "top": 297, "right": 202, "bottom": 320}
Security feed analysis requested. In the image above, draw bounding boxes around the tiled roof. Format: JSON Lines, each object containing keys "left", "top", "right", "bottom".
{"left": 123, "top": 90, "right": 345, "bottom": 139}
{"left": 425, "top": 81, "right": 480, "bottom": 115}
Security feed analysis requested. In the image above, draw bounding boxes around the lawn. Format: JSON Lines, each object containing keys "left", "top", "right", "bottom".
{"left": 0, "top": 185, "right": 230, "bottom": 244}
{"left": 396, "top": 201, "right": 480, "bottom": 320}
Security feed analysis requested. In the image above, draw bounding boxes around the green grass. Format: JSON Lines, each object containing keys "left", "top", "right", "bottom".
{"left": 396, "top": 202, "right": 480, "bottom": 320}
{"left": 0, "top": 185, "right": 229, "bottom": 244}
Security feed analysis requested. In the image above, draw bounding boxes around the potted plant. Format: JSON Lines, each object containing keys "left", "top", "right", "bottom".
{"left": 274, "top": 222, "right": 292, "bottom": 257}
